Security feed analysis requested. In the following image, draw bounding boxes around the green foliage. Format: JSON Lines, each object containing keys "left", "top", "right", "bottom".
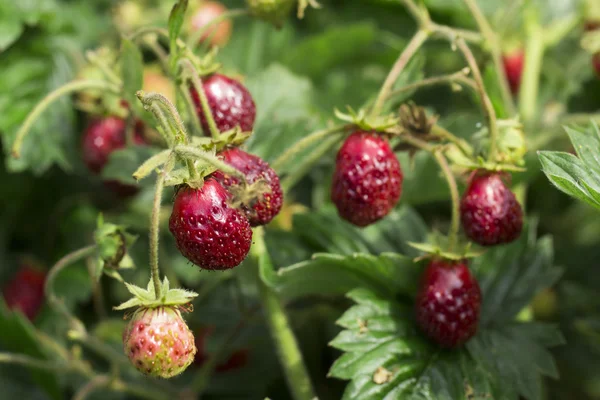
{"left": 539, "top": 123, "right": 600, "bottom": 211}
{"left": 328, "top": 225, "right": 563, "bottom": 400}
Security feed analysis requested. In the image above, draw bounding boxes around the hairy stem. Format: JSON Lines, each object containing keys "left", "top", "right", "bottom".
{"left": 179, "top": 84, "right": 204, "bottom": 136}
{"left": 455, "top": 38, "right": 499, "bottom": 162}
{"left": 188, "top": 8, "right": 249, "bottom": 48}
{"left": 462, "top": 0, "right": 516, "bottom": 115}
{"left": 271, "top": 125, "right": 347, "bottom": 172}
{"left": 433, "top": 151, "right": 461, "bottom": 251}
{"left": 150, "top": 157, "right": 176, "bottom": 300}
{"left": 175, "top": 145, "right": 244, "bottom": 178}
{"left": 371, "top": 29, "right": 429, "bottom": 117}
{"left": 45, "top": 245, "right": 97, "bottom": 331}
{"left": 128, "top": 26, "right": 170, "bottom": 42}
{"left": 179, "top": 59, "right": 221, "bottom": 139}
{"left": 252, "top": 228, "right": 316, "bottom": 400}
{"left": 385, "top": 68, "right": 474, "bottom": 100}
{"left": 519, "top": 8, "right": 544, "bottom": 123}
{"left": 12, "top": 80, "right": 120, "bottom": 158}
{"left": 139, "top": 92, "right": 188, "bottom": 144}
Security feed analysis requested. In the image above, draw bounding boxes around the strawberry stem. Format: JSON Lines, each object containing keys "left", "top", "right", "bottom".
{"left": 370, "top": 29, "right": 429, "bottom": 118}
{"left": 455, "top": 38, "right": 499, "bottom": 163}
{"left": 11, "top": 80, "right": 121, "bottom": 158}
{"left": 462, "top": 0, "right": 517, "bottom": 116}
{"left": 433, "top": 151, "right": 461, "bottom": 251}
{"left": 149, "top": 157, "right": 176, "bottom": 300}
{"left": 519, "top": 7, "right": 544, "bottom": 123}
{"left": 139, "top": 91, "right": 189, "bottom": 144}
{"left": 252, "top": 227, "right": 316, "bottom": 400}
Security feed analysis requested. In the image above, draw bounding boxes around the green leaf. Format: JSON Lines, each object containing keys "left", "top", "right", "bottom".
{"left": 120, "top": 38, "right": 144, "bottom": 107}
{"left": 0, "top": 299, "right": 61, "bottom": 400}
{"left": 168, "top": 0, "right": 187, "bottom": 60}
{"left": 101, "top": 145, "right": 159, "bottom": 185}
{"left": 93, "top": 318, "right": 126, "bottom": 344}
{"left": 329, "top": 225, "right": 563, "bottom": 400}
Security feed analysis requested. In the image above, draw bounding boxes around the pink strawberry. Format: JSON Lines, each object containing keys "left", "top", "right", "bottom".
{"left": 169, "top": 179, "right": 253, "bottom": 270}
{"left": 212, "top": 148, "right": 283, "bottom": 226}
{"left": 190, "top": 74, "right": 256, "bottom": 135}
{"left": 415, "top": 259, "right": 481, "bottom": 348}
{"left": 189, "top": 1, "right": 232, "bottom": 47}
{"left": 2, "top": 265, "right": 45, "bottom": 320}
{"left": 123, "top": 306, "right": 196, "bottom": 378}
{"left": 460, "top": 170, "right": 523, "bottom": 246}
{"left": 331, "top": 130, "right": 403, "bottom": 227}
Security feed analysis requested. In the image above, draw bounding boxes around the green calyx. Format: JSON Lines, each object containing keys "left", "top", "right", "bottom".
{"left": 407, "top": 241, "right": 485, "bottom": 262}
{"left": 246, "top": 0, "right": 296, "bottom": 28}
{"left": 335, "top": 106, "right": 399, "bottom": 132}
{"left": 114, "top": 277, "right": 198, "bottom": 310}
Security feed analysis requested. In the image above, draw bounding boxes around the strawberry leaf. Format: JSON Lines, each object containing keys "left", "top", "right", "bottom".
{"left": 120, "top": 38, "right": 144, "bottom": 110}
{"left": 328, "top": 223, "right": 563, "bottom": 400}
{"left": 538, "top": 123, "right": 600, "bottom": 211}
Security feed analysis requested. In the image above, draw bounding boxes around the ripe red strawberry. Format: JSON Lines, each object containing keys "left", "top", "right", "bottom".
{"left": 123, "top": 306, "right": 196, "bottom": 378}
{"left": 415, "top": 259, "right": 481, "bottom": 348}
{"left": 189, "top": 1, "right": 232, "bottom": 47}
{"left": 460, "top": 170, "right": 523, "bottom": 246}
{"left": 82, "top": 117, "right": 146, "bottom": 196}
{"left": 331, "top": 131, "right": 403, "bottom": 227}
{"left": 212, "top": 148, "right": 283, "bottom": 226}
{"left": 2, "top": 265, "right": 45, "bottom": 320}
{"left": 169, "top": 179, "right": 253, "bottom": 270}
{"left": 190, "top": 74, "right": 256, "bottom": 135}
{"left": 502, "top": 48, "right": 524, "bottom": 94}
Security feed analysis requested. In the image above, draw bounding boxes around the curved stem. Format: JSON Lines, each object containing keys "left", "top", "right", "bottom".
{"left": 150, "top": 157, "right": 176, "bottom": 300}
{"left": 252, "top": 228, "right": 316, "bottom": 400}
{"left": 462, "top": 0, "right": 516, "bottom": 116}
{"left": 179, "top": 84, "right": 204, "bottom": 136}
{"left": 73, "top": 376, "right": 111, "bottom": 400}
{"left": 139, "top": 92, "right": 188, "bottom": 144}
{"left": 271, "top": 125, "right": 347, "bottom": 172}
{"left": 86, "top": 51, "right": 122, "bottom": 86}
{"left": 128, "top": 26, "right": 170, "bottom": 42}
{"left": 371, "top": 29, "right": 429, "bottom": 117}
{"left": 385, "top": 69, "right": 473, "bottom": 100}
{"left": 0, "top": 352, "right": 73, "bottom": 372}
{"left": 175, "top": 145, "right": 244, "bottom": 179}
{"left": 433, "top": 151, "right": 460, "bottom": 251}
{"left": 180, "top": 59, "right": 221, "bottom": 139}
{"left": 455, "top": 38, "right": 499, "bottom": 162}
{"left": 45, "top": 245, "right": 97, "bottom": 331}
{"left": 519, "top": 8, "right": 544, "bottom": 123}
{"left": 188, "top": 8, "right": 249, "bottom": 48}
{"left": 12, "top": 80, "right": 120, "bottom": 158}
{"left": 281, "top": 134, "right": 342, "bottom": 192}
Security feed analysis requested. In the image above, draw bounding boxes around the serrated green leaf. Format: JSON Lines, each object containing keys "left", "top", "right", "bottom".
{"left": 120, "top": 38, "right": 144, "bottom": 107}
{"left": 113, "top": 297, "right": 143, "bottom": 310}
{"left": 123, "top": 281, "right": 152, "bottom": 300}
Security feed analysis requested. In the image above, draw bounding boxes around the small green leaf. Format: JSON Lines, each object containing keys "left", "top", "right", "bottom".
{"left": 101, "top": 145, "right": 159, "bottom": 185}
{"left": 120, "top": 38, "right": 144, "bottom": 107}
{"left": 168, "top": 0, "right": 188, "bottom": 62}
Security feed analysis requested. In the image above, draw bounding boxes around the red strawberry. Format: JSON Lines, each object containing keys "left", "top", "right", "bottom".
{"left": 169, "top": 179, "right": 253, "bottom": 270}
{"left": 123, "top": 306, "right": 196, "bottom": 378}
{"left": 190, "top": 74, "right": 256, "bottom": 135}
{"left": 415, "top": 259, "right": 481, "bottom": 348}
{"left": 81, "top": 117, "right": 146, "bottom": 196}
{"left": 460, "top": 170, "right": 523, "bottom": 246}
{"left": 2, "top": 265, "right": 45, "bottom": 320}
{"left": 193, "top": 326, "right": 249, "bottom": 372}
{"left": 502, "top": 49, "right": 524, "bottom": 94}
{"left": 189, "top": 1, "right": 232, "bottom": 47}
{"left": 212, "top": 148, "right": 283, "bottom": 226}
{"left": 331, "top": 131, "right": 403, "bottom": 227}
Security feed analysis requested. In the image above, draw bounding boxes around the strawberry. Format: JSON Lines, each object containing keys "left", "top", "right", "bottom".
{"left": 193, "top": 326, "right": 249, "bottom": 372}
{"left": 415, "top": 259, "right": 481, "bottom": 348}
{"left": 460, "top": 170, "right": 523, "bottom": 246}
{"left": 215, "top": 349, "right": 250, "bottom": 372}
{"left": 331, "top": 130, "right": 403, "bottom": 227}
{"left": 82, "top": 117, "right": 146, "bottom": 196}
{"left": 189, "top": 1, "right": 232, "bottom": 47}
{"left": 246, "top": 0, "right": 295, "bottom": 28}
{"left": 190, "top": 74, "right": 256, "bottom": 135}
{"left": 502, "top": 48, "right": 524, "bottom": 94}
{"left": 2, "top": 265, "right": 45, "bottom": 320}
{"left": 169, "top": 179, "right": 253, "bottom": 270}
{"left": 212, "top": 148, "right": 283, "bottom": 226}
{"left": 123, "top": 306, "right": 196, "bottom": 378}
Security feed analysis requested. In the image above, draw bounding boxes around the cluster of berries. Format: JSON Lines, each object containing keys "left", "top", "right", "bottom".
{"left": 331, "top": 130, "right": 523, "bottom": 347}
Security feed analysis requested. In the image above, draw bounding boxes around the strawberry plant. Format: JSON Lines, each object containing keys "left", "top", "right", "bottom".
{"left": 1, "top": 0, "right": 600, "bottom": 399}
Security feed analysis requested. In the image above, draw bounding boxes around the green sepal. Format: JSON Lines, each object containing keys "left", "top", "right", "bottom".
{"left": 334, "top": 106, "right": 398, "bottom": 132}
{"left": 113, "top": 277, "right": 198, "bottom": 310}
{"left": 407, "top": 240, "right": 485, "bottom": 261}
{"left": 93, "top": 215, "right": 137, "bottom": 280}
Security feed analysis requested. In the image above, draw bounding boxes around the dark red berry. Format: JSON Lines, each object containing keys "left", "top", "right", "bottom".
{"left": 169, "top": 179, "right": 253, "bottom": 270}
{"left": 212, "top": 148, "right": 283, "bottom": 226}
{"left": 193, "top": 326, "right": 249, "bottom": 372}
{"left": 190, "top": 74, "right": 256, "bottom": 135}
{"left": 3, "top": 265, "right": 46, "bottom": 320}
{"left": 593, "top": 53, "right": 600, "bottom": 78}
{"left": 460, "top": 171, "right": 523, "bottom": 246}
{"left": 215, "top": 349, "right": 250, "bottom": 372}
{"left": 82, "top": 117, "right": 146, "bottom": 196}
{"left": 502, "top": 49, "right": 524, "bottom": 94}
{"left": 415, "top": 259, "right": 481, "bottom": 348}
{"left": 193, "top": 326, "right": 213, "bottom": 366}
{"left": 331, "top": 131, "right": 403, "bottom": 227}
